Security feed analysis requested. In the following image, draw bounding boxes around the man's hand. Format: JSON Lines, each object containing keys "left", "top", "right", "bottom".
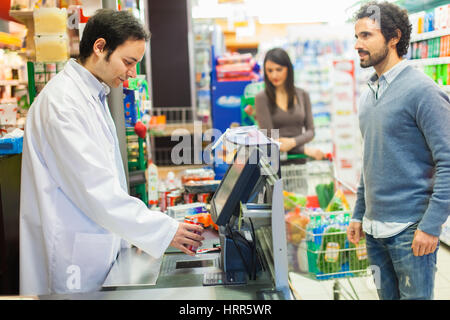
{"left": 411, "top": 229, "right": 439, "bottom": 256}
{"left": 170, "top": 222, "right": 205, "bottom": 256}
{"left": 347, "top": 221, "right": 364, "bottom": 245}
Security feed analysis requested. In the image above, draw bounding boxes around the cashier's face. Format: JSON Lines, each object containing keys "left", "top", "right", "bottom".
{"left": 354, "top": 17, "right": 389, "bottom": 68}
{"left": 96, "top": 39, "right": 146, "bottom": 88}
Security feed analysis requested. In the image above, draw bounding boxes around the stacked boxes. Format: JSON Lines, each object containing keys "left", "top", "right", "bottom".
{"left": 34, "top": 8, "right": 69, "bottom": 62}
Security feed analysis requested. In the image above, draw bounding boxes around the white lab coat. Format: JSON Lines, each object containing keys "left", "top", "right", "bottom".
{"left": 19, "top": 59, "right": 179, "bottom": 296}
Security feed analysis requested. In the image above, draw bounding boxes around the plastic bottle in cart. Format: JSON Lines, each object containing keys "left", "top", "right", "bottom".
{"left": 147, "top": 160, "right": 158, "bottom": 208}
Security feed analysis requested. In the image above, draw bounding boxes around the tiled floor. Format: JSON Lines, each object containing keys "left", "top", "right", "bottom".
{"left": 289, "top": 242, "right": 450, "bottom": 300}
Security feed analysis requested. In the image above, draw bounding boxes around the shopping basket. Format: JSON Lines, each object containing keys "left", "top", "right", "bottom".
{"left": 284, "top": 155, "right": 372, "bottom": 300}
{"left": 290, "top": 209, "right": 369, "bottom": 280}
{"left": 281, "top": 159, "right": 333, "bottom": 196}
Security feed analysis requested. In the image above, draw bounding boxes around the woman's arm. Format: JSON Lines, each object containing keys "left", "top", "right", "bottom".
{"left": 293, "top": 89, "right": 315, "bottom": 149}
{"left": 254, "top": 92, "right": 275, "bottom": 137}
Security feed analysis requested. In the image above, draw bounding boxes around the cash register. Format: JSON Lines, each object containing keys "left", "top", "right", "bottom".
{"left": 102, "top": 143, "right": 292, "bottom": 300}
{"left": 203, "top": 144, "right": 291, "bottom": 298}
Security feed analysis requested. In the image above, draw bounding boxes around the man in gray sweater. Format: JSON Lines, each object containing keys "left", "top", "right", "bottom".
{"left": 347, "top": 2, "right": 450, "bottom": 300}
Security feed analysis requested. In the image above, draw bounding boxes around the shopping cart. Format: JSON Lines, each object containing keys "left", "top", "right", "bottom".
{"left": 283, "top": 155, "right": 372, "bottom": 300}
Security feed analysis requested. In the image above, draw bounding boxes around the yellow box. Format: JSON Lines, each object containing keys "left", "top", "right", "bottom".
{"left": 35, "top": 35, "right": 68, "bottom": 62}
{"left": 34, "top": 8, "right": 68, "bottom": 35}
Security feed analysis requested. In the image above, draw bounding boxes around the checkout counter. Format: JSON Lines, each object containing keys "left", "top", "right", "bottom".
{"left": 40, "top": 144, "right": 293, "bottom": 300}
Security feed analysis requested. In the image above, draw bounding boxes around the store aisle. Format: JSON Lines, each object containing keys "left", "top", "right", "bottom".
{"left": 289, "top": 243, "right": 450, "bottom": 300}
{"left": 435, "top": 244, "right": 450, "bottom": 300}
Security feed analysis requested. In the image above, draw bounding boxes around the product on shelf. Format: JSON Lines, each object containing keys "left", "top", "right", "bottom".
{"left": 183, "top": 180, "right": 220, "bottom": 194}
{"left": 33, "top": 61, "right": 66, "bottom": 95}
{"left": 0, "top": 103, "right": 18, "bottom": 126}
{"left": 215, "top": 52, "right": 259, "bottom": 81}
{"left": 34, "top": 7, "right": 68, "bottom": 35}
{"left": 180, "top": 168, "right": 215, "bottom": 184}
{"left": 410, "top": 5, "right": 450, "bottom": 34}
{"left": 411, "top": 36, "right": 450, "bottom": 59}
{"left": 31, "top": 6, "right": 70, "bottom": 63}
{"left": 216, "top": 61, "right": 257, "bottom": 80}
{"left": 217, "top": 53, "right": 253, "bottom": 65}
{"left": 34, "top": 34, "right": 69, "bottom": 62}
{"left": 123, "top": 78, "right": 150, "bottom": 128}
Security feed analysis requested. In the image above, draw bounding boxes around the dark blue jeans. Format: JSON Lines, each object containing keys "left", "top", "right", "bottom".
{"left": 365, "top": 223, "right": 438, "bottom": 300}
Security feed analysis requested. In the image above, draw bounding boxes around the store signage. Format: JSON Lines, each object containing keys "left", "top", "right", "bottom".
{"left": 217, "top": 95, "right": 241, "bottom": 107}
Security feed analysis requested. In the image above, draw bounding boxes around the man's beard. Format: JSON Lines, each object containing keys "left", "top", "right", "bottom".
{"left": 359, "top": 45, "right": 389, "bottom": 68}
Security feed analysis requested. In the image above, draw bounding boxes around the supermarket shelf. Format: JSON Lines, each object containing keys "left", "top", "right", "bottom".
{"left": 157, "top": 164, "right": 206, "bottom": 179}
{"left": 150, "top": 122, "right": 211, "bottom": 137}
{"left": 0, "top": 32, "right": 22, "bottom": 48}
{"left": 397, "top": 0, "right": 450, "bottom": 14}
{"left": 8, "top": 10, "right": 33, "bottom": 24}
{"left": 0, "top": 80, "right": 27, "bottom": 86}
{"left": 8, "top": 10, "right": 35, "bottom": 59}
{"left": 408, "top": 56, "right": 450, "bottom": 66}
{"left": 411, "top": 29, "right": 450, "bottom": 42}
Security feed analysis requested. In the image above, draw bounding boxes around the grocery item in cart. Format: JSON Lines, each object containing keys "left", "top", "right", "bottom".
{"left": 348, "top": 239, "right": 369, "bottom": 271}
{"left": 325, "top": 189, "right": 350, "bottom": 212}
{"left": 285, "top": 207, "right": 310, "bottom": 244}
{"left": 283, "top": 190, "right": 307, "bottom": 210}
{"left": 317, "top": 226, "right": 347, "bottom": 274}
{"left": 315, "top": 181, "right": 335, "bottom": 209}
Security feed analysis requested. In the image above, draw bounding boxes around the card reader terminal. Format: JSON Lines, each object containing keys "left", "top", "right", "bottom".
{"left": 203, "top": 271, "right": 247, "bottom": 286}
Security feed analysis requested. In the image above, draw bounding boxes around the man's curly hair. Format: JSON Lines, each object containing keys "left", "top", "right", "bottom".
{"left": 354, "top": 1, "right": 412, "bottom": 57}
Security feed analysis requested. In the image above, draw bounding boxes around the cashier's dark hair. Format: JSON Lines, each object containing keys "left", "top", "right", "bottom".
{"left": 354, "top": 1, "right": 412, "bottom": 57}
{"left": 78, "top": 9, "right": 150, "bottom": 63}
{"left": 263, "top": 48, "right": 297, "bottom": 113}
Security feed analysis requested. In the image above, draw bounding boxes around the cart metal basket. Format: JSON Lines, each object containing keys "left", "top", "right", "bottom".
{"left": 281, "top": 160, "right": 333, "bottom": 196}
{"left": 283, "top": 157, "right": 372, "bottom": 300}
{"left": 287, "top": 209, "right": 369, "bottom": 280}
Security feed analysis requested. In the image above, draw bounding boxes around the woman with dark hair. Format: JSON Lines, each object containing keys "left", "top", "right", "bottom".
{"left": 255, "top": 47, "right": 324, "bottom": 164}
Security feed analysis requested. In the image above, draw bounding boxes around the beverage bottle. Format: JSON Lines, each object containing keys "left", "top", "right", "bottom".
{"left": 158, "top": 180, "right": 168, "bottom": 212}
{"left": 147, "top": 159, "right": 158, "bottom": 208}
{"left": 166, "top": 171, "right": 177, "bottom": 192}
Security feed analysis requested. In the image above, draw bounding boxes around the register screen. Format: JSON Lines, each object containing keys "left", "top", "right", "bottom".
{"left": 212, "top": 149, "right": 250, "bottom": 221}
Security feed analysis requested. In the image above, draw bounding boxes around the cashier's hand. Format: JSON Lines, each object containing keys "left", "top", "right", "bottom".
{"left": 170, "top": 222, "right": 205, "bottom": 256}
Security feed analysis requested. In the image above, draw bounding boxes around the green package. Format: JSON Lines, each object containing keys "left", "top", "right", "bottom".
{"left": 348, "top": 239, "right": 369, "bottom": 272}
{"left": 317, "top": 227, "right": 347, "bottom": 274}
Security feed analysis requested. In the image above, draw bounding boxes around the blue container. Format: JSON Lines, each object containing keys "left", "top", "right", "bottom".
{"left": 123, "top": 88, "right": 137, "bottom": 127}
{"left": 0, "top": 136, "right": 23, "bottom": 155}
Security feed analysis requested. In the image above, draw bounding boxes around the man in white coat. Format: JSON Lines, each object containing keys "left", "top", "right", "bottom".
{"left": 20, "top": 9, "right": 204, "bottom": 296}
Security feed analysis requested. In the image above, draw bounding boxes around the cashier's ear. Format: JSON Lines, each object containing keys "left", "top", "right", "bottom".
{"left": 93, "top": 38, "right": 107, "bottom": 58}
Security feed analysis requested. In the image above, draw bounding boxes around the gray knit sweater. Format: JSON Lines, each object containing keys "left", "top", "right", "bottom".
{"left": 353, "top": 65, "right": 450, "bottom": 237}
